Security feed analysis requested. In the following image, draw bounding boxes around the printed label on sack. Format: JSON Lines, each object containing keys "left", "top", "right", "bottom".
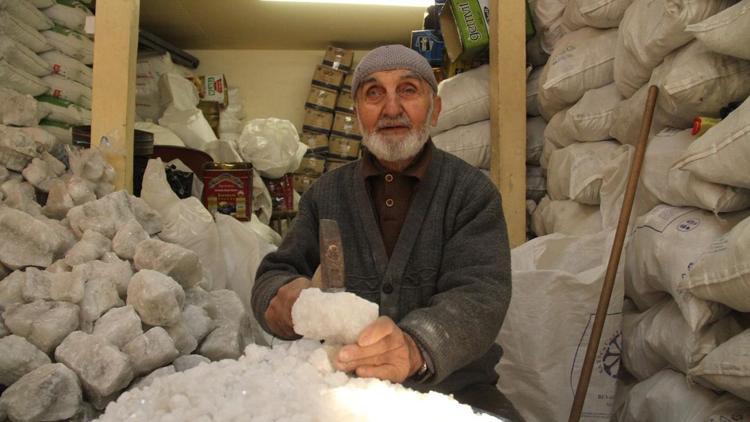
{"left": 570, "top": 312, "right": 622, "bottom": 420}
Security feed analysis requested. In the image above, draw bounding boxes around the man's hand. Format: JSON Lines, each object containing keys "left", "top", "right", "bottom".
{"left": 264, "top": 277, "right": 311, "bottom": 338}
{"left": 334, "top": 316, "right": 425, "bottom": 383}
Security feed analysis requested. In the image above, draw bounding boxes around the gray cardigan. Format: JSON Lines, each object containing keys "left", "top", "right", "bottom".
{"left": 251, "top": 145, "right": 511, "bottom": 394}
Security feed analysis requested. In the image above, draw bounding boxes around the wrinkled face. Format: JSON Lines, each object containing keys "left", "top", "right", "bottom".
{"left": 354, "top": 69, "right": 441, "bottom": 163}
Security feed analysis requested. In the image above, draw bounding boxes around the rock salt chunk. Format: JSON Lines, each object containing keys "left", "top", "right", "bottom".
{"left": 0, "top": 262, "right": 8, "bottom": 279}
{"left": 64, "top": 229, "right": 112, "bottom": 266}
{"left": 3, "top": 300, "right": 54, "bottom": 337}
{"left": 0, "top": 335, "right": 50, "bottom": 386}
{"left": 209, "top": 289, "right": 246, "bottom": 327}
{"left": 165, "top": 320, "right": 197, "bottom": 355}
{"left": 27, "top": 301, "right": 79, "bottom": 353}
{"left": 127, "top": 270, "right": 184, "bottom": 327}
{"left": 184, "top": 286, "right": 216, "bottom": 316}
{"left": 66, "top": 190, "right": 135, "bottom": 238}
{"left": 1, "top": 179, "right": 41, "bottom": 216}
{"left": 134, "top": 238, "right": 203, "bottom": 289}
{"left": 127, "top": 195, "right": 162, "bottom": 235}
{"left": 0, "top": 316, "right": 7, "bottom": 337}
{"left": 37, "top": 216, "right": 77, "bottom": 258}
{"left": 79, "top": 277, "right": 122, "bottom": 326}
{"left": 123, "top": 327, "right": 179, "bottom": 376}
{"left": 21, "top": 153, "right": 65, "bottom": 193}
{"left": 47, "top": 259, "right": 71, "bottom": 273}
{"left": 129, "top": 365, "right": 175, "bottom": 391}
{"left": 92, "top": 305, "right": 142, "bottom": 349}
{"left": 173, "top": 354, "right": 209, "bottom": 372}
{"left": 48, "top": 270, "right": 85, "bottom": 303}
{"left": 199, "top": 324, "right": 242, "bottom": 361}
{"left": 77, "top": 257, "right": 133, "bottom": 298}
{"left": 181, "top": 304, "right": 214, "bottom": 344}
{"left": 0, "top": 363, "right": 81, "bottom": 422}
{"left": 21, "top": 267, "right": 51, "bottom": 302}
{"left": 112, "top": 219, "right": 149, "bottom": 260}
{"left": 66, "top": 175, "right": 96, "bottom": 206}
{"left": 0, "top": 270, "right": 24, "bottom": 310}
{"left": 0, "top": 206, "right": 57, "bottom": 269}
{"left": 292, "top": 288, "right": 379, "bottom": 344}
{"left": 55, "top": 331, "right": 134, "bottom": 400}
{"left": 42, "top": 178, "right": 75, "bottom": 219}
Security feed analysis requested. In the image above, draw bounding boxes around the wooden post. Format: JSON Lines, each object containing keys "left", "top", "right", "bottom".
{"left": 91, "top": 0, "right": 140, "bottom": 193}
{"left": 490, "top": 0, "right": 527, "bottom": 248}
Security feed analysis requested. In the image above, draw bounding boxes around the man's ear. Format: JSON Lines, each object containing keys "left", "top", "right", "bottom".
{"left": 430, "top": 95, "right": 442, "bottom": 126}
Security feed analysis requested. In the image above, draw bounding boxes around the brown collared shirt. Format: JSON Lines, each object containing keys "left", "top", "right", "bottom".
{"left": 360, "top": 142, "right": 433, "bottom": 257}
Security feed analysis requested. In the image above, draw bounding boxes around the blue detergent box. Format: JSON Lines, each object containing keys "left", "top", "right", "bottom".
{"left": 411, "top": 30, "right": 445, "bottom": 67}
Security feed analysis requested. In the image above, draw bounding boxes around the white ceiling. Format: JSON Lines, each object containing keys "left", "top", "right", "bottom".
{"left": 138, "top": 0, "right": 427, "bottom": 50}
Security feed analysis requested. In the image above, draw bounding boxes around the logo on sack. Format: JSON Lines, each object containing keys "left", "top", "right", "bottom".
{"left": 677, "top": 217, "right": 700, "bottom": 232}
{"left": 596, "top": 330, "right": 621, "bottom": 379}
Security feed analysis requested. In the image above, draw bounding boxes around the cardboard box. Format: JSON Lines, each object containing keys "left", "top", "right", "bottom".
{"left": 300, "top": 131, "right": 329, "bottom": 152}
{"left": 303, "top": 107, "right": 334, "bottom": 134}
{"left": 312, "top": 64, "right": 346, "bottom": 91}
{"left": 305, "top": 85, "right": 338, "bottom": 112}
{"left": 328, "top": 135, "right": 361, "bottom": 160}
{"left": 342, "top": 72, "right": 354, "bottom": 92}
{"left": 439, "top": 0, "right": 490, "bottom": 62}
{"left": 198, "top": 74, "right": 229, "bottom": 107}
{"left": 323, "top": 46, "right": 354, "bottom": 72}
{"left": 297, "top": 153, "right": 326, "bottom": 176}
{"left": 335, "top": 90, "right": 355, "bottom": 113}
{"left": 411, "top": 30, "right": 445, "bottom": 67}
{"left": 331, "top": 112, "right": 361, "bottom": 139}
{"left": 292, "top": 173, "right": 318, "bottom": 194}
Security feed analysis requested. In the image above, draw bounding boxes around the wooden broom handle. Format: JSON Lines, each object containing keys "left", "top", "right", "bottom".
{"left": 568, "top": 85, "right": 659, "bottom": 422}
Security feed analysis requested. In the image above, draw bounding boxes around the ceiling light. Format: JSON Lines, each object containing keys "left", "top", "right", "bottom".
{"left": 262, "top": 0, "right": 433, "bottom": 7}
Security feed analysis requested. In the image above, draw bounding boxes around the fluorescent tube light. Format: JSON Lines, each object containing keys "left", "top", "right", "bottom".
{"left": 262, "top": 0, "right": 432, "bottom": 7}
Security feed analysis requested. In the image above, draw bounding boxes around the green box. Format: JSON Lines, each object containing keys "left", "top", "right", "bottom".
{"left": 439, "top": 0, "right": 491, "bottom": 62}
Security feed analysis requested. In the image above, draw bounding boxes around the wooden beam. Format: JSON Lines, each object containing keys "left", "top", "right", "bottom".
{"left": 91, "top": 0, "right": 140, "bottom": 193}
{"left": 490, "top": 0, "right": 527, "bottom": 247}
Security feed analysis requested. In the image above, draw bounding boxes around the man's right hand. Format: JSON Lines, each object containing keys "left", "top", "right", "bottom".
{"left": 264, "top": 277, "right": 312, "bottom": 338}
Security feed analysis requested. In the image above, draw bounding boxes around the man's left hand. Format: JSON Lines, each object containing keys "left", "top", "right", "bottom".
{"left": 334, "top": 316, "right": 425, "bottom": 383}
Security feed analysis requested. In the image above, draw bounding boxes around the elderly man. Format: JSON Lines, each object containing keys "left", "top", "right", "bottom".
{"left": 252, "top": 45, "right": 519, "bottom": 420}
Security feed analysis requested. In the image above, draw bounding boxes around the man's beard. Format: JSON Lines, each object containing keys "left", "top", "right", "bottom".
{"left": 360, "top": 104, "right": 432, "bottom": 163}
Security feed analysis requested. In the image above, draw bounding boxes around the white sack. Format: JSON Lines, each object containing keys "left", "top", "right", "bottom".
{"left": 37, "top": 95, "right": 90, "bottom": 126}
{"left": 542, "top": 108, "right": 576, "bottom": 165}
{"left": 42, "top": 1, "right": 92, "bottom": 32}
{"left": 674, "top": 97, "right": 750, "bottom": 190}
{"left": 432, "top": 120, "right": 490, "bottom": 169}
{"left": 41, "top": 26, "right": 93, "bottom": 65}
{"left": 617, "top": 369, "right": 750, "bottom": 422}
{"left": 526, "top": 67, "right": 542, "bottom": 117}
{"left": 0, "top": 0, "right": 53, "bottom": 30}
{"left": 641, "top": 129, "right": 750, "bottom": 213}
{"left": 38, "top": 119, "right": 71, "bottom": 144}
{"left": 561, "top": 83, "right": 623, "bottom": 142}
{"left": 530, "top": 195, "right": 602, "bottom": 236}
{"left": 613, "top": 0, "right": 729, "bottom": 97}
{"left": 680, "top": 215, "right": 750, "bottom": 312}
{"left": 39, "top": 50, "right": 92, "bottom": 87}
{"left": 526, "top": 33, "right": 551, "bottom": 67}
{"left": 690, "top": 329, "right": 750, "bottom": 402}
{"left": 609, "top": 41, "right": 750, "bottom": 145}
{"left": 537, "top": 27, "right": 617, "bottom": 120}
{"left": 527, "top": 116, "right": 546, "bottom": 165}
{"left": 0, "top": 36, "right": 50, "bottom": 76}
{"left": 158, "top": 73, "right": 199, "bottom": 111}
{"left": 158, "top": 106, "right": 217, "bottom": 151}
{"left": 0, "top": 13, "right": 50, "bottom": 53}
{"left": 624, "top": 204, "right": 749, "bottom": 331}
{"left": 42, "top": 74, "right": 91, "bottom": 108}
{"left": 561, "top": 0, "right": 632, "bottom": 30}
{"left": 0, "top": 59, "right": 48, "bottom": 96}
{"left": 499, "top": 230, "right": 623, "bottom": 422}
{"left": 432, "top": 64, "right": 489, "bottom": 134}
{"left": 0, "top": 86, "right": 43, "bottom": 126}
{"left": 529, "top": 0, "right": 569, "bottom": 53}
{"left": 547, "top": 140, "right": 624, "bottom": 205}
{"left": 236, "top": 118, "right": 307, "bottom": 179}
{"left": 687, "top": 0, "right": 750, "bottom": 60}
{"left": 622, "top": 299, "right": 741, "bottom": 380}
{"left": 134, "top": 122, "right": 184, "bottom": 147}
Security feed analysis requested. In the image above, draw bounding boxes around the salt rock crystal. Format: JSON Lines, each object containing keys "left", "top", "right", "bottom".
{"left": 66, "top": 175, "right": 96, "bottom": 205}
{"left": 184, "top": 286, "right": 216, "bottom": 316}
{"left": 55, "top": 331, "right": 134, "bottom": 400}
{"left": 111, "top": 219, "right": 149, "bottom": 260}
{"left": 64, "top": 229, "right": 112, "bottom": 266}
{"left": 47, "top": 270, "right": 85, "bottom": 303}
{"left": 79, "top": 277, "right": 123, "bottom": 327}
{"left": 198, "top": 324, "right": 243, "bottom": 361}
{"left": 134, "top": 238, "right": 203, "bottom": 289}
{"left": 0, "top": 206, "right": 58, "bottom": 269}
{"left": 127, "top": 195, "right": 162, "bottom": 235}
{"left": 1, "top": 179, "right": 41, "bottom": 216}
{"left": 0, "top": 125, "right": 52, "bottom": 171}
{"left": 0, "top": 262, "right": 8, "bottom": 280}
{"left": 293, "top": 288, "right": 380, "bottom": 345}
{"left": 127, "top": 270, "right": 185, "bottom": 327}
{"left": 98, "top": 341, "right": 501, "bottom": 422}
{"left": 46, "top": 258, "right": 71, "bottom": 273}
{"left": 0, "top": 316, "right": 7, "bottom": 337}
{"left": 66, "top": 190, "right": 134, "bottom": 238}
{"left": 68, "top": 147, "right": 115, "bottom": 189}
{"left": 78, "top": 257, "right": 133, "bottom": 298}
{"left": 37, "top": 216, "right": 77, "bottom": 257}
{"left": 21, "top": 152, "right": 66, "bottom": 192}
{"left": 129, "top": 365, "right": 175, "bottom": 392}
{"left": 209, "top": 289, "right": 246, "bottom": 327}
{"left": 20, "top": 267, "right": 50, "bottom": 302}
{"left": 92, "top": 305, "right": 143, "bottom": 349}
{"left": 122, "top": 327, "right": 179, "bottom": 376}
{"left": 173, "top": 354, "right": 209, "bottom": 372}
{"left": 165, "top": 319, "right": 198, "bottom": 356}
{"left": 0, "top": 270, "right": 25, "bottom": 310}
{"left": 3, "top": 300, "right": 79, "bottom": 353}
{"left": 181, "top": 304, "right": 214, "bottom": 344}
{"left": 0, "top": 335, "right": 51, "bottom": 386}
{"left": 0, "top": 363, "right": 82, "bottom": 422}
{"left": 42, "top": 178, "right": 75, "bottom": 219}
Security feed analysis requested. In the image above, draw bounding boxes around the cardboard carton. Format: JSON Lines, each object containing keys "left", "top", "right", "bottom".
{"left": 198, "top": 74, "right": 229, "bottom": 107}
{"left": 331, "top": 112, "right": 361, "bottom": 139}
{"left": 411, "top": 30, "right": 445, "bottom": 66}
{"left": 323, "top": 46, "right": 354, "bottom": 72}
{"left": 303, "top": 107, "right": 334, "bottom": 134}
{"left": 312, "top": 64, "right": 346, "bottom": 91}
{"left": 335, "top": 90, "right": 355, "bottom": 113}
{"left": 305, "top": 85, "right": 339, "bottom": 112}
{"left": 439, "top": 0, "right": 490, "bottom": 62}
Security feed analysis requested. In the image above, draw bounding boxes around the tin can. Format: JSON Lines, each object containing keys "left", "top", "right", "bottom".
{"left": 263, "top": 174, "right": 295, "bottom": 212}
{"left": 202, "top": 162, "right": 253, "bottom": 221}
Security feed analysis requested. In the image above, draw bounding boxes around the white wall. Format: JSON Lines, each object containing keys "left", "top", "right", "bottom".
{"left": 187, "top": 49, "right": 368, "bottom": 133}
